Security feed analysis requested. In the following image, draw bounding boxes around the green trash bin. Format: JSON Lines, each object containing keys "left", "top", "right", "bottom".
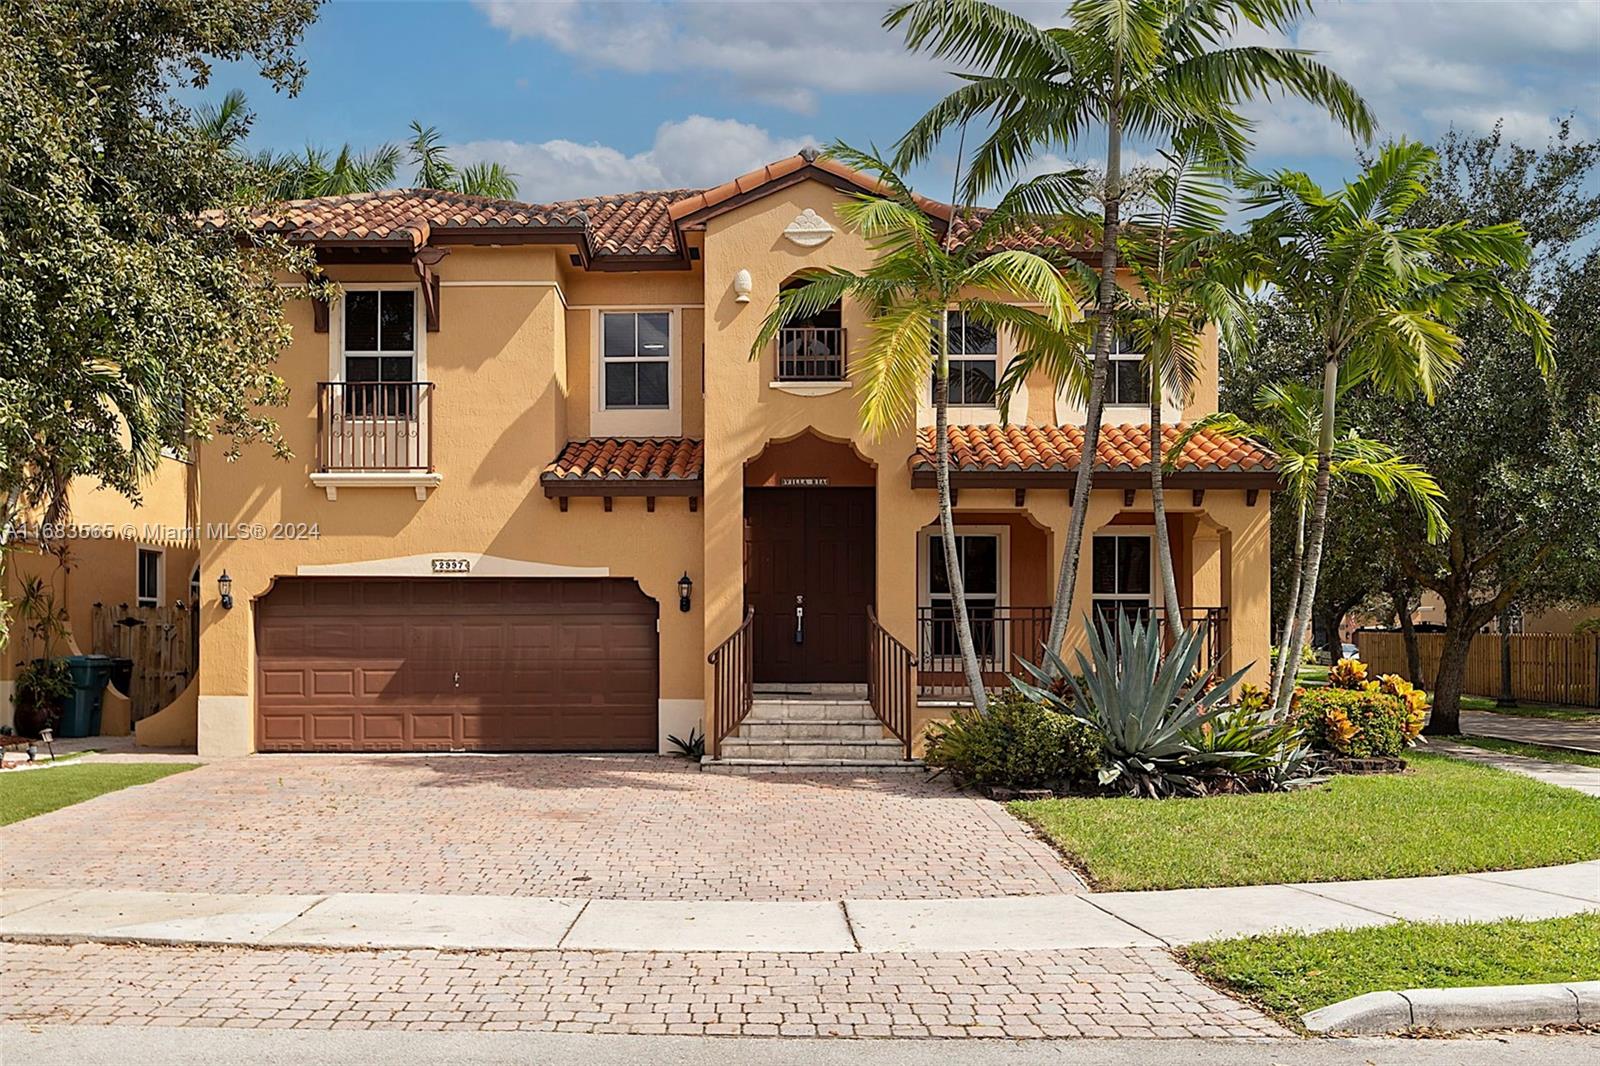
{"left": 60, "top": 655, "right": 115, "bottom": 738}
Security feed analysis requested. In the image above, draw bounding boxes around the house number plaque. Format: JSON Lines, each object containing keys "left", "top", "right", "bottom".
{"left": 779, "top": 477, "right": 829, "bottom": 487}
{"left": 430, "top": 558, "right": 472, "bottom": 573}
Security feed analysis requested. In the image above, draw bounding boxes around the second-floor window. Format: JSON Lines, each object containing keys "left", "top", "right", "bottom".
{"left": 1108, "top": 332, "right": 1149, "bottom": 405}
{"left": 603, "top": 312, "right": 671, "bottom": 409}
{"left": 343, "top": 290, "right": 417, "bottom": 415}
{"left": 932, "top": 311, "right": 998, "bottom": 407}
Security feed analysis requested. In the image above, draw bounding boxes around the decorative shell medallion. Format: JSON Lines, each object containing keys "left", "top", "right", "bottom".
{"left": 783, "top": 208, "right": 835, "bottom": 247}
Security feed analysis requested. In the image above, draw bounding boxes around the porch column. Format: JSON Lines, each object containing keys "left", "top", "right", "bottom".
{"left": 878, "top": 479, "right": 938, "bottom": 647}
{"left": 1206, "top": 490, "right": 1273, "bottom": 688}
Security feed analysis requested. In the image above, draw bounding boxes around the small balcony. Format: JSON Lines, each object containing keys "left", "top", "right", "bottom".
{"left": 775, "top": 327, "right": 848, "bottom": 385}
{"left": 313, "top": 381, "right": 439, "bottom": 500}
{"left": 916, "top": 604, "right": 1228, "bottom": 699}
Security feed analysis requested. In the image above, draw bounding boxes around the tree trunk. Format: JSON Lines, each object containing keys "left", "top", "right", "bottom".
{"left": 935, "top": 311, "right": 989, "bottom": 714}
{"left": 1273, "top": 358, "right": 1341, "bottom": 716}
{"left": 1319, "top": 605, "right": 1345, "bottom": 665}
{"left": 1046, "top": 82, "right": 1123, "bottom": 656}
{"left": 1496, "top": 604, "right": 1517, "bottom": 708}
{"left": 1149, "top": 377, "right": 1182, "bottom": 642}
{"left": 1426, "top": 623, "right": 1476, "bottom": 735}
{"left": 1393, "top": 585, "right": 1423, "bottom": 684}
{"left": 1270, "top": 502, "right": 1307, "bottom": 708}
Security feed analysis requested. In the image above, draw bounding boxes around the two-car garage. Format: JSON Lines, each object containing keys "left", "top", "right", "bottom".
{"left": 255, "top": 577, "right": 659, "bottom": 753}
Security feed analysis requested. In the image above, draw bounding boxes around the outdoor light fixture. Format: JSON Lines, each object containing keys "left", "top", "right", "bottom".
{"left": 218, "top": 571, "right": 234, "bottom": 610}
{"left": 678, "top": 572, "right": 693, "bottom": 613}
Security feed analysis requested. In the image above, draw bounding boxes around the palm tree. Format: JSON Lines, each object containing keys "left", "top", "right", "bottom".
{"left": 1237, "top": 140, "right": 1550, "bottom": 713}
{"left": 1118, "top": 137, "right": 1251, "bottom": 629}
{"left": 1172, "top": 380, "right": 1449, "bottom": 708}
{"left": 407, "top": 122, "right": 519, "bottom": 199}
{"left": 257, "top": 143, "right": 403, "bottom": 200}
{"left": 751, "top": 143, "right": 1087, "bottom": 712}
{"left": 886, "top": 0, "right": 1375, "bottom": 656}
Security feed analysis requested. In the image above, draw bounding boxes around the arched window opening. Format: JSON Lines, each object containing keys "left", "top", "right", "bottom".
{"left": 776, "top": 278, "right": 845, "bottom": 382}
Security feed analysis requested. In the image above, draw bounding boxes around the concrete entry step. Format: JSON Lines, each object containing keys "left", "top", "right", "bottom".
{"left": 739, "top": 719, "right": 886, "bottom": 740}
{"left": 746, "top": 699, "right": 878, "bottom": 722}
{"left": 700, "top": 757, "right": 925, "bottom": 774}
{"left": 753, "top": 683, "right": 869, "bottom": 699}
{"left": 717, "top": 738, "right": 908, "bottom": 761}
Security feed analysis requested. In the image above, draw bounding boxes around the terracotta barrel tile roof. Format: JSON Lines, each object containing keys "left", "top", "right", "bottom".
{"left": 542, "top": 438, "right": 704, "bottom": 485}
{"left": 914, "top": 424, "right": 1275, "bottom": 476}
{"left": 217, "top": 152, "right": 1097, "bottom": 263}
{"left": 201, "top": 189, "right": 587, "bottom": 248}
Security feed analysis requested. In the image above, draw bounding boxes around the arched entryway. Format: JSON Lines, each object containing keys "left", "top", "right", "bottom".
{"left": 744, "top": 430, "right": 876, "bottom": 684}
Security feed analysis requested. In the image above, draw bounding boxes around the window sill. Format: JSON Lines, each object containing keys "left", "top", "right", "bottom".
{"left": 769, "top": 380, "right": 853, "bottom": 397}
{"left": 311, "top": 471, "right": 442, "bottom": 501}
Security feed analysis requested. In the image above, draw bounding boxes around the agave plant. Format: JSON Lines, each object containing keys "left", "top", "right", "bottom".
{"left": 1016, "top": 611, "right": 1248, "bottom": 796}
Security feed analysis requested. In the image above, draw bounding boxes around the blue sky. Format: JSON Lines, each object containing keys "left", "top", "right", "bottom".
{"left": 201, "top": 0, "right": 1600, "bottom": 204}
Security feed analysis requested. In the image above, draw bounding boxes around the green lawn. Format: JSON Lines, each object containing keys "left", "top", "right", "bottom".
{"left": 1295, "top": 664, "right": 1330, "bottom": 686}
{"left": 1462, "top": 694, "right": 1600, "bottom": 723}
{"left": 0, "top": 763, "right": 194, "bottom": 826}
{"left": 1449, "top": 735, "right": 1600, "bottom": 768}
{"left": 1183, "top": 913, "right": 1600, "bottom": 1022}
{"left": 1009, "top": 753, "right": 1600, "bottom": 891}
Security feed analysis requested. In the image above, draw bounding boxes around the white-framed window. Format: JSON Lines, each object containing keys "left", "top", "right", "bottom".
{"left": 931, "top": 310, "right": 998, "bottom": 407}
{"left": 602, "top": 311, "right": 672, "bottom": 409}
{"left": 921, "top": 529, "right": 1006, "bottom": 659}
{"left": 1107, "top": 331, "right": 1148, "bottom": 406}
{"left": 341, "top": 288, "right": 418, "bottom": 416}
{"left": 136, "top": 547, "right": 164, "bottom": 608}
{"left": 1091, "top": 533, "right": 1153, "bottom": 626}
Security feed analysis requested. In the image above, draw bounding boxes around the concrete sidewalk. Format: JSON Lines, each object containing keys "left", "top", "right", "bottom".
{"left": 1433, "top": 739, "right": 1600, "bottom": 797}
{"left": 5, "top": 860, "right": 1595, "bottom": 952}
{"left": 1462, "top": 708, "right": 1600, "bottom": 755}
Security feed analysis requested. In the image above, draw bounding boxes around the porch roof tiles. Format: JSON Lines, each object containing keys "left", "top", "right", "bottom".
{"left": 913, "top": 424, "right": 1278, "bottom": 489}
{"left": 541, "top": 437, "right": 704, "bottom": 497}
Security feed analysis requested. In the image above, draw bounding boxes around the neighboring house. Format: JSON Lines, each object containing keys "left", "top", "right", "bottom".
{"left": 2, "top": 455, "right": 199, "bottom": 733}
{"left": 187, "top": 150, "right": 1277, "bottom": 762}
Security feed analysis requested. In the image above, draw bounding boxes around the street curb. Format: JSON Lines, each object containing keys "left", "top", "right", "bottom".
{"left": 1302, "top": 980, "right": 1600, "bottom": 1034}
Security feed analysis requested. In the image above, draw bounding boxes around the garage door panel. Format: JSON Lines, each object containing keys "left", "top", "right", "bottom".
{"left": 257, "top": 577, "right": 658, "bottom": 753}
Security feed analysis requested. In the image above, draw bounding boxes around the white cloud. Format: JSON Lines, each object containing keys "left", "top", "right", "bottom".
{"left": 475, "top": 0, "right": 1061, "bottom": 114}
{"left": 451, "top": 114, "right": 816, "bottom": 201}
{"left": 1238, "top": 1, "right": 1598, "bottom": 159}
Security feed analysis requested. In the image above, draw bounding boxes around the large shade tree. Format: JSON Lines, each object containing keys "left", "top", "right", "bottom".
{"left": 1240, "top": 141, "right": 1551, "bottom": 715}
{"left": 1344, "top": 127, "right": 1600, "bottom": 732}
{"left": 886, "top": 0, "right": 1375, "bottom": 654}
{"left": 1, "top": 0, "right": 323, "bottom": 646}
{"left": 752, "top": 144, "right": 1085, "bottom": 711}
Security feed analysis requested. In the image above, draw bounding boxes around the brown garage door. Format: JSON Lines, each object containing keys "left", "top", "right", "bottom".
{"left": 256, "top": 577, "right": 658, "bottom": 752}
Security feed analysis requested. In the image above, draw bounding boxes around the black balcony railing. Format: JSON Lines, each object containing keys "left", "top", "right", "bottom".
{"left": 916, "top": 604, "right": 1229, "bottom": 698}
{"left": 776, "top": 327, "right": 847, "bottom": 381}
{"left": 317, "top": 381, "right": 434, "bottom": 473}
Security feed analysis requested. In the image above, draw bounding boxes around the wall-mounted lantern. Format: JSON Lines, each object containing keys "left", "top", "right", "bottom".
{"left": 678, "top": 572, "right": 693, "bottom": 613}
{"left": 218, "top": 571, "right": 234, "bottom": 610}
{"left": 732, "top": 269, "right": 752, "bottom": 304}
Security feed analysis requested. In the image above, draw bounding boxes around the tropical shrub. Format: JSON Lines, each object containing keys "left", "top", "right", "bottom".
{"left": 1327, "top": 657, "right": 1370, "bottom": 688}
{"left": 1292, "top": 687, "right": 1411, "bottom": 759}
{"left": 1188, "top": 698, "right": 1312, "bottom": 789}
{"left": 923, "top": 689, "right": 1100, "bottom": 789}
{"left": 1016, "top": 612, "right": 1249, "bottom": 797}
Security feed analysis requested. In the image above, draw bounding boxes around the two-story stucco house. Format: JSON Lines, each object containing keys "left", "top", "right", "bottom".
{"left": 185, "top": 150, "right": 1277, "bottom": 764}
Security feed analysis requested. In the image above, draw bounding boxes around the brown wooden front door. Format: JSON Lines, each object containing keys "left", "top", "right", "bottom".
{"left": 745, "top": 488, "right": 874, "bottom": 683}
{"left": 255, "top": 577, "right": 658, "bottom": 752}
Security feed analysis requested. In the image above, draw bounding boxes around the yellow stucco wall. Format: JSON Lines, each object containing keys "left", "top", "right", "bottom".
{"left": 182, "top": 176, "right": 1269, "bottom": 758}
{"left": 196, "top": 248, "right": 705, "bottom": 756}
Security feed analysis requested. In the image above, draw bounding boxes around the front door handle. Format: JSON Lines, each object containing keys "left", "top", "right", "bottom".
{"left": 794, "top": 595, "right": 805, "bottom": 645}
{"left": 453, "top": 670, "right": 461, "bottom": 688}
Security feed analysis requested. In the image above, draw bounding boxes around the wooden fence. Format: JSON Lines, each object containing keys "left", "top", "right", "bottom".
{"left": 1356, "top": 631, "right": 1600, "bottom": 708}
{"left": 90, "top": 603, "right": 199, "bottom": 721}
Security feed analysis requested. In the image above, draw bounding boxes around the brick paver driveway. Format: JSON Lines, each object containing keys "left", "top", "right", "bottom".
{"left": 1, "top": 942, "right": 1283, "bottom": 1039}
{"left": 1, "top": 756, "right": 1080, "bottom": 900}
